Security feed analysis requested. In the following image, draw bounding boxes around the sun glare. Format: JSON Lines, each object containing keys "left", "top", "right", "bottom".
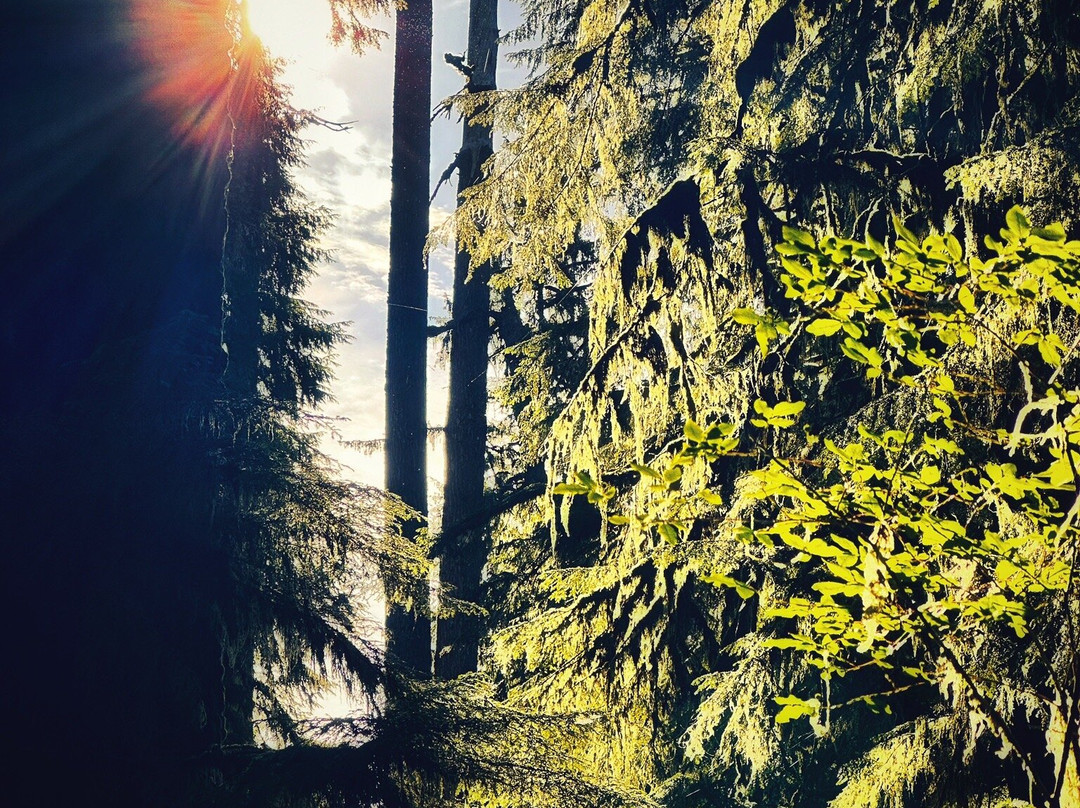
{"left": 130, "top": 0, "right": 333, "bottom": 182}
{"left": 130, "top": 0, "right": 237, "bottom": 172}
{"left": 245, "top": 0, "right": 332, "bottom": 63}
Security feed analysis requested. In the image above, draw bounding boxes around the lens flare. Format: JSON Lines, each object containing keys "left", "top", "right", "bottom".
{"left": 130, "top": 0, "right": 267, "bottom": 176}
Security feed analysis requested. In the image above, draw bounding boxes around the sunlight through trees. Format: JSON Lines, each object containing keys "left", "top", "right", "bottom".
{"left": 4, "top": 0, "right": 1079, "bottom": 806}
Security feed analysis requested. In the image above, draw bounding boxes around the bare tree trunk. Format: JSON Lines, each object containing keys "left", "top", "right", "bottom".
{"left": 385, "top": 0, "right": 434, "bottom": 677}
{"left": 436, "top": 0, "right": 498, "bottom": 678}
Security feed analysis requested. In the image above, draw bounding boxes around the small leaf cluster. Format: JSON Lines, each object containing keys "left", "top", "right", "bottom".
{"left": 715, "top": 209, "right": 1080, "bottom": 775}
{"left": 555, "top": 209, "right": 1080, "bottom": 785}
{"left": 553, "top": 469, "right": 616, "bottom": 506}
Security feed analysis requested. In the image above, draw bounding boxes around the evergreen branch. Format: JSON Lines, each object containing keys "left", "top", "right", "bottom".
{"left": 432, "top": 481, "right": 546, "bottom": 554}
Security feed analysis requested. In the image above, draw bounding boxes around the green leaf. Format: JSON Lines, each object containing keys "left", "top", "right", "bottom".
{"left": 776, "top": 242, "right": 811, "bottom": 256}
{"left": 702, "top": 572, "right": 756, "bottom": 599}
{"left": 806, "top": 318, "right": 843, "bottom": 336}
{"left": 958, "top": 285, "right": 976, "bottom": 313}
{"left": 1032, "top": 223, "right": 1066, "bottom": 242}
{"left": 771, "top": 400, "right": 806, "bottom": 417}
{"left": 731, "top": 308, "right": 760, "bottom": 325}
{"left": 553, "top": 483, "right": 590, "bottom": 495}
{"left": 684, "top": 419, "right": 706, "bottom": 442}
{"left": 774, "top": 695, "right": 820, "bottom": 723}
{"left": 1006, "top": 205, "right": 1031, "bottom": 237}
{"left": 893, "top": 216, "right": 919, "bottom": 246}
{"left": 706, "top": 423, "right": 735, "bottom": 441}
{"left": 755, "top": 321, "right": 779, "bottom": 356}
{"left": 944, "top": 233, "right": 963, "bottom": 261}
{"left": 657, "top": 522, "right": 679, "bottom": 545}
{"left": 631, "top": 462, "right": 662, "bottom": 480}
{"left": 783, "top": 225, "right": 816, "bottom": 248}
{"left": 752, "top": 399, "right": 805, "bottom": 428}
{"left": 1038, "top": 336, "right": 1062, "bottom": 366}
{"left": 698, "top": 488, "right": 724, "bottom": 506}
{"left": 766, "top": 600, "right": 814, "bottom": 619}
{"left": 734, "top": 525, "right": 756, "bottom": 543}
{"left": 919, "top": 466, "right": 942, "bottom": 485}
{"left": 812, "top": 581, "right": 863, "bottom": 597}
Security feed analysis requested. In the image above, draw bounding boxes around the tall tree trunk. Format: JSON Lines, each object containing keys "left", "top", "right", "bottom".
{"left": 436, "top": 0, "right": 498, "bottom": 678}
{"left": 385, "top": 0, "right": 434, "bottom": 677}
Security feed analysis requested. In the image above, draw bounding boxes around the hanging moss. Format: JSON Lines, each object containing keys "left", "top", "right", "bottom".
{"left": 448, "top": 0, "right": 1080, "bottom": 806}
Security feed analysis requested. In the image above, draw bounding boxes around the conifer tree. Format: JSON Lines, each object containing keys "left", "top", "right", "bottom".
{"left": 437, "top": 0, "right": 500, "bottom": 679}
{"left": 326, "top": 0, "right": 436, "bottom": 679}
{"left": 384, "top": 0, "right": 435, "bottom": 678}
{"left": 1, "top": 3, "right": 402, "bottom": 803}
{"left": 447, "top": 0, "right": 1080, "bottom": 805}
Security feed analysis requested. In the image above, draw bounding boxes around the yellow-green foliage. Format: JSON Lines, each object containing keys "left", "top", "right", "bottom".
{"left": 570, "top": 211, "right": 1080, "bottom": 806}
{"left": 455, "top": 1, "right": 1080, "bottom": 805}
{"left": 829, "top": 715, "right": 966, "bottom": 808}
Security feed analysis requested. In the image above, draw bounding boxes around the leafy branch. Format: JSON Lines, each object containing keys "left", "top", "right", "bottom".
{"left": 555, "top": 208, "right": 1080, "bottom": 807}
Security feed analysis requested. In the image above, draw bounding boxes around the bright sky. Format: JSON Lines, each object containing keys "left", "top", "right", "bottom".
{"left": 242, "top": 0, "right": 471, "bottom": 711}
{"left": 245, "top": 0, "right": 472, "bottom": 490}
{"left": 243, "top": 0, "right": 527, "bottom": 715}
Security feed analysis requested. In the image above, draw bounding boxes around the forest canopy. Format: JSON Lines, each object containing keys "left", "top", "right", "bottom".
{"left": 2, "top": 1, "right": 1078, "bottom": 807}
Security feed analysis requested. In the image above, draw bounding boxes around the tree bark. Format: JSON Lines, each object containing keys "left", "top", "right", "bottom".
{"left": 385, "top": 0, "right": 434, "bottom": 677}
{"left": 436, "top": 0, "right": 498, "bottom": 678}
